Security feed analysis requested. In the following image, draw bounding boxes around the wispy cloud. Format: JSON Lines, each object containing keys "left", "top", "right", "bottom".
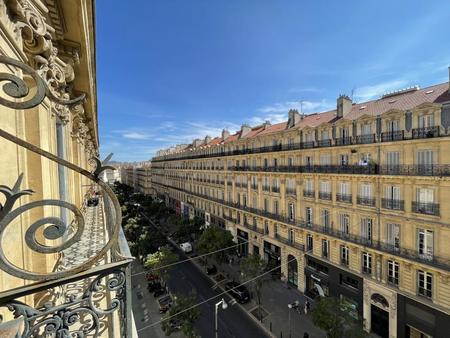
{"left": 354, "top": 79, "right": 409, "bottom": 101}
{"left": 122, "top": 132, "right": 153, "bottom": 140}
{"left": 258, "top": 99, "right": 333, "bottom": 115}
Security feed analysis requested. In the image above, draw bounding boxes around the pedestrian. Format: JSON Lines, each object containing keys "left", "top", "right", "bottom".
{"left": 306, "top": 299, "right": 311, "bottom": 311}
{"left": 304, "top": 302, "right": 308, "bottom": 315}
{"left": 303, "top": 332, "right": 309, "bottom": 338}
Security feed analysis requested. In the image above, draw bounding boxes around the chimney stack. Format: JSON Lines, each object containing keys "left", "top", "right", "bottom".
{"left": 337, "top": 94, "right": 352, "bottom": 118}
{"left": 222, "top": 129, "right": 230, "bottom": 140}
{"left": 240, "top": 124, "right": 251, "bottom": 137}
{"left": 204, "top": 135, "right": 212, "bottom": 144}
{"left": 287, "top": 109, "right": 301, "bottom": 128}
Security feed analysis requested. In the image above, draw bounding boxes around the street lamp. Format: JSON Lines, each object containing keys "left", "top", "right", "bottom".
{"left": 215, "top": 298, "right": 228, "bottom": 338}
{"left": 288, "top": 303, "right": 293, "bottom": 338}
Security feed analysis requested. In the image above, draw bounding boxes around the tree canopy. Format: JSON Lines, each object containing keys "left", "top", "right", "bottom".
{"left": 161, "top": 293, "right": 200, "bottom": 338}
{"left": 196, "top": 226, "right": 234, "bottom": 264}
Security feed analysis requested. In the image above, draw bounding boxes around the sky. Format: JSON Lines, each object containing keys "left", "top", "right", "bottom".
{"left": 96, "top": 0, "right": 450, "bottom": 162}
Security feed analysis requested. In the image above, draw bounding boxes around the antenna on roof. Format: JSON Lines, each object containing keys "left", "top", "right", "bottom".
{"left": 351, "top": 86, "right": 355, "bottom": 101}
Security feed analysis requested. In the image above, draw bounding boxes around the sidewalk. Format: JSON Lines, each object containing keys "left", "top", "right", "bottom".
{"left": 217, "top": 257, "right": 326, "bottom": 338}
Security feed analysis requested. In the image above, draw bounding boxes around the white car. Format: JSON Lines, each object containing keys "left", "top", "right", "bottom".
{"left": 180, "top": 242, "right": 192, "bottom": 253}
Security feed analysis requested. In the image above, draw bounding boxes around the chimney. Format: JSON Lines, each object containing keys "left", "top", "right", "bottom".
{"left": 263, "top": 120, "right": 271, "bottom": 130}
{"left": 337, "top": 94, "right": 352, "bottom": 118}
{"left": 287, "top": 109, "right": 301, "bottom": 128}
{"left": 240, "top": 124, "right": 251, "bottom": 137}
{"left": 222, "top": 129, "right": 230, "bottom": 140}
{"left": 204, "top": 135, "right": 212, "bottom": 144}
{"left": 193, "top": 138, "right": 202, "bottom": 147}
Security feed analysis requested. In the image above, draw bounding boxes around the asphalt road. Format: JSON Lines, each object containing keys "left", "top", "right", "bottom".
{"left": 132, "top": 249, "right": 269, "bottom": 338}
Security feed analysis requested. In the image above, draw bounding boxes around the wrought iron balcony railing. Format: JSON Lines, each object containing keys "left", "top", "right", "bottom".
{"left": 381, "top": 130, "right": 404, "bottom": 142}
{"left": 335, "top": 136, "right": 352, "bottom": 146}
{"left": 300, "top": 141, "right": 315, "bottom": 149}
{"left": 381, "top": 198, "right": 404, "bottom": 210}
{"left": 303, "top": 190, "right": 315, "bottom": 198}
{"left": 272, "top": 186, "right": 280, "bottom": 193}
{"left": 336, "top": 193, "right": 352, "bottom": 203}
{"left": 319, "top": 191, "right": 332, "bottom": 200}
{"left": 318, "top": 139, "right": 332, "bottom": 147}
{"left": 153, "top": 181, "right": 450, "bottom": 271}
{"left": 412, "top": 202, "right": 440, "bottom": 216}
{"left": 412, "top": 126, "right": 440, "bottom": 139}
{"left": 286, "top": 188, "right": 297, "bottom": 195}
{"left": 357, "top": 196, "right": 376, "bottom": 207}
{"left": 0, "top": 56, "right": 134, "bottom": 337}
{"left": 356, "top": 134, "right": 376, "bottom": 144}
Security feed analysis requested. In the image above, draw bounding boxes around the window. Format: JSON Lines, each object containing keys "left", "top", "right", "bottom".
{"left": 417, "top": 229, "right": 433, "bottom": 260}
{"left": 304, "top": 156, "right": 313, "bottom": 166}
{"left": 387, "top": 119, "right": 400, "bottom": 132}
{"left": 362, "top": 123, "right": 371, "bottom": 135}
{"left": 340, "top": 154, "right": 349, "bottom": 166}
{"left": 264, "top": 221, "right": 269, "bottom": 235}
{"left": 273, "top": 200, "right": 279, "bottom": 215}
{"left": 320, "top": 181, "right": 331, "bottom": 193}
{"left": 360, "top": 184, "right": 372, "bottom": 198}
{"left": 274, "top": 224, "right": 278, "bottom": 236}
{"left": 417, "top": 150, "right": 435, "bottom": 165}
{"left": 339, "top": 214, "right": 350, "bottom": 234}
{"left": 287, "top": 157, "right": 294, "bottom": 167}
{"left": 385, "top": 185, "right": 400, "bottom": 200}
{"left": 305, "top": 179, "right": 314, "bottom": 192}
{"left": 339, "top": 182, "right": 350, "bottom": 195}
{"left": 387, "top": 260, "right": 399, "bottom": 285}
{"left": 305, "top": 207, "right": 313, "bottom": 226}
{"left": 386, "top": 151, "right": 400, "bottom": 166}
{"left": 387, "top": 223, "right": 400, "bottom": 251}
{"left": 340, "top": 127, "right": 349, "bottom": 138}
{"left": 321, "top": 209, "right": 330, "bottom": 229}
{"left": 362, "top": 252, "right": 372, "bottom": 274}
{"left": 306, "top": 234, "right": 313, "bottom": 251}
{"left": 361, "top": 218, "right": 372, "bottom": 242}
{"left": 288, "top": 229, "right": 294, "bottom": 243}
{"left": 321, "top": 129, "right": 330, "bottom": 140}
{"left": 340, "top": 245, "right": 349, "bottom": 265}
{"left": 263, "top": 158, "right": 268, "bottom": 168}
{"left": 416, "top": 188, "right": 434, "bottom": 204}
{"left": 417, "top": 270, "right": 433, "bottom": 298}
{"left": 263, "top": 198, "right": 269, "bottom": 211}
{"left": 288, "top": 203, "right": 295, "bottom": 221}
{"left": 322, "top": 239, "right": 329, "bottom": 258}
{"left": 320, "top": 154, "right": 331, "bottom": 165}
{"left": 418, "top": 114, "right": 434, "bottom": 128}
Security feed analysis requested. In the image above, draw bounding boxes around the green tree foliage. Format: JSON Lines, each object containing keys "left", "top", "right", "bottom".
{"left": 144, "top": 246, "right": 178, "bottom": 283}
{"left": 161, "top": 294, "right": 200, "bottom": 337}
{"left": 311, "top": 297, "right": 367, "bottom": 338}
{"left": 196, "top": 226, "right": 234, "bottom": 264}
{"left": 240, "top": 254, "right": 268, "bottom": 321}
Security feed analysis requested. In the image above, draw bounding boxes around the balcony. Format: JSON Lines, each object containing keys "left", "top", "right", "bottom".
{"left": 286, "top": 188, "right": 297, "bottom": 196}
{"left": 412, "top": 126, "right": 440, "bottom": 139}
{"left": 274, "top": 234, "right": 305, "bottom": 251}
{"left": 412, "top": 202, "right": 440, "bottom": 216}
{"left": 272, "top": 186, "right": 280, "bottom": 193}
{"left": 263, "top": 185, "right": 270, "bottom": 192}
{"left": 301, "top": 141, "right": 315, "bottom": 149}
{"left": 154, "top": 182, "right": 450, "bottom": 271}
{"left": 381, "top": 198, "right": 404, "bottom": 210}
{"left": 303, "top": 190, "right": 315, "bottom": 198}
{"left": 336, "top": 193, "right": 352, "bottom": 203}
{"left": 318, "top": 139, "right": 332, "bottom": 148}
{"left": 356, "top": 134, "right": 376, "bottom": 144}
{"left": 362, "top": 266, "right": 372, "bottom": 275}
{"left": 251, "top": 184, "right": 258, "bottom": 190}
{"left": 381, "top": 130, "right": 404, "bottom": 142}
{"left": 319, "top": 191, "right": 332, "bottom": 200}
{"left": 335, "top": 136, "right": 352, "bottom": 146}
{"left": 357, "top": 196, "right": 376, "bottom": 207}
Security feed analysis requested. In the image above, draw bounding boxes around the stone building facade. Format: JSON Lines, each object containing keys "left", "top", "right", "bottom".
{"left": 152, "top": 81, "right": 450, "bottom": 338}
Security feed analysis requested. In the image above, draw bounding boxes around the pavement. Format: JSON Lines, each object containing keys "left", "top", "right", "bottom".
{"left": 212, "top": 257, "right": 327, "bottom": 338}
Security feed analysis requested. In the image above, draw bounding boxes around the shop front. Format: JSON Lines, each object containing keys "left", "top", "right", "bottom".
{"left": 237, "top": 229, "right": 249, "bottom": 257}
{"left": 304, "top": 255, "right": 363, "bottom": 319}
{"left": 397, "top": 294, "right": 450, "bottom": 338}
{"left": 287, "top": 254, "right": 298, "bottom": 287}
{"left": 264, "top": 241, "right": 281, "bottom": 278}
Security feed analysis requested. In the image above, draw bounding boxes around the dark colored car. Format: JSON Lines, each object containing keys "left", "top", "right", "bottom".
{"left": 225, "top": 281, "right": 250, "bottom": 303}
{"left": 206, "top": 265, "right": 217, "bottom": 275}
{"left": 153, "top": 286, "right": 167, "bottom": 298}
{"left": 147, "top": 281, "right": 161, "bottom": 292}
{"left": 158, "top": 295, "right": 173, "bottom": 313}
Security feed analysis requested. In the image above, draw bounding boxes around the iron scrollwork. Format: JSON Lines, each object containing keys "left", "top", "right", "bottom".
{"left": 0, "top": 54, "right": 124, "bottom": 281}
{"left": 3, "top": 269, "right": 127, "bottom": 337}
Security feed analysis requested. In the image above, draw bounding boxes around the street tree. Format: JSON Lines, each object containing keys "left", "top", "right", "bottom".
{"left": 144, "top": 246, "right": 178, "bottom": 284}
{"left": 161, "top": 293, "right": 200, "bottom": 338}
{"left": 196, "top": 226, "right": 234, "bottom": 265}
{"left": 240, "top": 254, "right": 268, "bottom": 321}
{"left": 311, "top": 297, "right": 367, "bottom": 338}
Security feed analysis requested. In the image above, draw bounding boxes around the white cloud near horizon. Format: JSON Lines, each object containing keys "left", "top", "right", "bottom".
{"left": 353, "top": 79, "right": 409, "bottom": 101}
{"left": 122, "top": 132, "right": 153, "bottom": 140}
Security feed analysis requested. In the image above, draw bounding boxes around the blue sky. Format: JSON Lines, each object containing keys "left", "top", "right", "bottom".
{"left": 97, "top": 0, "right": 450, "bottom": 162}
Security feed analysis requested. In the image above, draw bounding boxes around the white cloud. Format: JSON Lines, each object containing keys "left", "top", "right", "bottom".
{"left": 354, "top": 79, "right": 409, "bottom": 101}
{"left": 258, "top": 99, "right": 333, "bottom": 115}
{"left": 122, "top": 132, "right": 152, "bottom": 140}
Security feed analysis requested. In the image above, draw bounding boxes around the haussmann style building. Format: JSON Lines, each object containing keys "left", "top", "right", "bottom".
{"left": 151, "top": 77, "right": 450, "bottom": 338}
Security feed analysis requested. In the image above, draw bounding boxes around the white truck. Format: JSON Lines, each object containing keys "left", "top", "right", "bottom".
{"left": 180, "top": 242, "right": 192, "bottom": 254}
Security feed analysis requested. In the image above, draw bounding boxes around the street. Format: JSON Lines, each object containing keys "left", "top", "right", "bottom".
{"left": 131, "top": 249, "right": 269, "bottom": 338}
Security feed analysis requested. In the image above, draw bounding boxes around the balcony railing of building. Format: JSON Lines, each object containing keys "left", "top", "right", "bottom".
{"left": 336, "top": 193, "right": 352, "bottom": 203}
{"left": 412, "top": 126, "right": 440, "bottom": 139}
{"left": 303, "top": 190, "right": 315, "bottom": 198}
{"left": 412, "top": 202, "right": 440, "bottom": 216}
{"left": 272, "top": 186, "right": 280, "bottom": 193}
{"left": 381, "top": 130, "right": 404, "bottom": 142}
{"left": 263, "top": 185, "right": 270, "bottom": 192}
{"left": 251, "top": 184, "right": 258, "bottom": 190}
{"left": 300, "top": 141, "right": 315, "bottom": 149}
{"left": 319, "top": 191, "right": 332, "bottom": 200}
{"left": 286, "top": 188, "right": 297, "bottom": 195}
{"left": 0, "top": 56, "right": 134, "bottom": 337}
{"left": 335, "top": 136, "right": 353, "bottom": 146}
{"left": 274, "top": 234, "right": 305, "bottom": 251}
{"left": 357, "top": 196, "right": 376, "bottom": 207}
{"left": 152, "top": 181, "right": 450, "bottom": 271}
{"left": 356, "top": 134, "right": 376, "bottom": 144}
{"left": 381, "top": 198, "right": 405, "bottom": 210}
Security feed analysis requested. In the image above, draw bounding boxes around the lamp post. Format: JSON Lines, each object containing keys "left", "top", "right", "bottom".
{"left": 288, "top": 303, "right": 293, "bottom": 338}
{"left": 215, "top": 298, "right": 228, "bottom": 338}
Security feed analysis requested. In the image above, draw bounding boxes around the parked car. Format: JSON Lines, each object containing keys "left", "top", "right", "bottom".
{"left": 206, "top": 265, "right": 217, "bottom": 275}
{"left": 225, "top": 281, "right": 250, "bottom": 303}
{"left": 147, "top": 281, "right": 161, "bottom": 292}
{"left": 168, "top": 317, "right": 183, "bottom": 330}
{"left": 158, "top": 295, "right": 173, "bottom": 313}
{"left": 153, "top": 286, "right": 167, "bottom": 298}
{"left": 180, "top": 242, "right": 192, "bottom": 253}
